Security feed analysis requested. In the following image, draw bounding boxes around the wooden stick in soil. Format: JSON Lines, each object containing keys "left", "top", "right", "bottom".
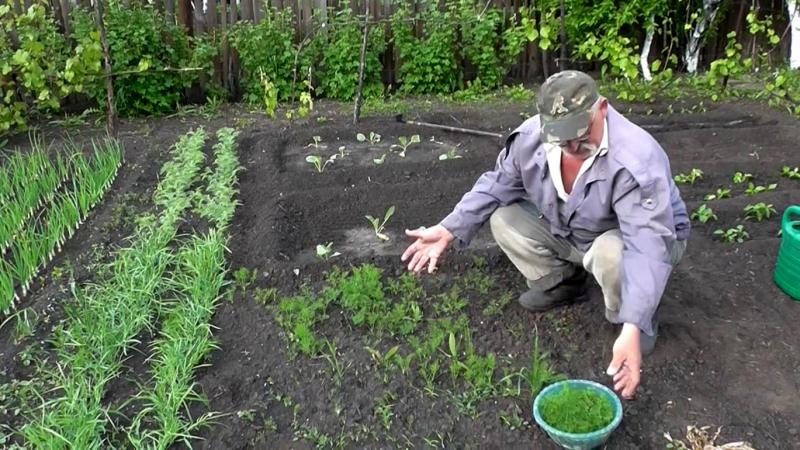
{"left": 353, "top": 2, "right": 370, "bottom": 125}
{"left": 93, "top": 0, "right": 116, "bottom": 135}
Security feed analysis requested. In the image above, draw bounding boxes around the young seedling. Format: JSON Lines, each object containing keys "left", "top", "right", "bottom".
{"left": 315, "top": 242, "right": 341, "bottom": 261}
{"left": 233, "top": 267, "right": 257, "bottom": 291}
{"left": 780, "top": 165, "right": 800, "bottom": 180}
{"left": 524, "top": 329, "right": 565, "bottom": 397}
{"left": 307, "top": 136, "right": 323, "bottom": 148}
{"left": 704, "top": 188, "right": 731, "bottom": 201}
{"left": 732, "top": 171, "right": 754, "bottom": 184}
{"left": 690, "top": 204, "right": 717, "bottom": 224}
{"left": 305, "top": 155, "right": 334, "bottom": 173}
{"left": 254, "top": 287, "right": 277, "bottom": 305}
{"left": 373, "top": 154, "right": 387, "bottom": 165}
{"left": 319, "top": 339, "right": 344, "bottom": 386}
{"left": 439, "top": 148, "right": 463, "bottom": 161}
{"left": 744, "top": 182, "right": 777, "bottom": 196}
{"left": 743, "top": 202, "right": 777, "bottom": 221}
{"left": 365, "top": 206, "right": 395, "bottom": 241}
{"left": 714, "top": 225, "right": 749, "bottom": 243}
{"left": 391, "top": 135, "right": 421, "bottom": 157}
{"left": 673, "top": 168, "right": 704, "bottom": 185}
{"left": 357, "top": 131, "right": 382, "bottom": 145}
{"left": 337, "top": 146, "right": 347, "bottom": 158}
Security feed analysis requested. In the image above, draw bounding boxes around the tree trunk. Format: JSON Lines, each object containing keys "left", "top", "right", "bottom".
{"left": 93, "top": 0, "right": 116, "bottom": 135}
{"left": 640, "top": 15, "right": 655, "bottom": 80}
{"left": 684, "top": 0, "right": 724, "bottom": 73}
{"left": 790, "top": 0, "right": 800, "bottom": 69}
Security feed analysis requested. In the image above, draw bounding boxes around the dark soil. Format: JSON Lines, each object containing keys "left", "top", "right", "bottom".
{"left": 1, "top": 97, "right": 799, "bottom": 449}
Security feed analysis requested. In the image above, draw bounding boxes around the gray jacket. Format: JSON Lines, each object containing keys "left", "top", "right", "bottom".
{"left": 440, "top": 106, "right": 690, "bottom": 335}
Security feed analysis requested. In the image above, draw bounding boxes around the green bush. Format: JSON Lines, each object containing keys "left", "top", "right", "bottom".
{"left": 457, "top": 0, "right": 529, "bottom": 91}
{"left": 0, "top": 4, "right": 101, "bottom": 133}
{"left": 75, "top": 5, "right": 194, "bottom": 116}
{"left": 228, "top": 8, "right": 297, "bottom": 104}
{"left": 312, "top": 9, "right": 386, "bottom": 101}
{"left": 391, "top": 0, "right": 459, "bottom": 95}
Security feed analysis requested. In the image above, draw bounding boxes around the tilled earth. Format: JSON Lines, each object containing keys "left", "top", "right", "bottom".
{"left": 1, "top": 97, "right": 799, "bottom": 449}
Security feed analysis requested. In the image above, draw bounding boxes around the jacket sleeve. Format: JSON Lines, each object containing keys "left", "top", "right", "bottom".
{"left": 611, "top": 167, "right": 677, "bottom": 336}
{"left": 439, "top": 135, "right": 527, "bottom": 248}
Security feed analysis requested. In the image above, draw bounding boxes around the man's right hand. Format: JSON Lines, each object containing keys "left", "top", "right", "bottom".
{"left": 401, "top": 225, "right": 454, "bottom": 274}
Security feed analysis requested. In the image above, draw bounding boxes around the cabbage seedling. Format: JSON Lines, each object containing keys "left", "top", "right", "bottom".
{"left": 439, "top": 149, "right": 462, "bottom": 160}
{"left": 357, "top": 132, "right": 381, "bottom": 145}
{"left": 780, "top": 166, "right": 800, "bottom": 180}
{"left": 744, "top": 182, "right": 777, "bottom": 196}
{"left": 732, "top": 171, "right": 754, "bottom": 184}
{"left": 714, "top": 225, "right": 749, "bottom": 243}
{"left": 673, "top": 168, "right": 703, "bottom": 185}
{"left": 391, "top": 135, "right": 420, "bottom": 157}
{"left": 690, "top": 204, "right": 717, "bottom": 223}
{"left": 704, "top": 188, "right": 731, "bottom": 201}
{"left": 308, "top": 136, "right": 323, "bottom": 148}
{"left": 373, "top": 154, "right": 387, "bottom": 165}
{"left": 315, "top": 242, "right": 341, "bottom": 261}
{"left": 743, "top": 202, "right": 776, "bottom": 221}
{"left": 365, "top": 206, "right": 395, "bottom": 241}
{"left": 306, "top": 155, "right": 334, "bottom": 173}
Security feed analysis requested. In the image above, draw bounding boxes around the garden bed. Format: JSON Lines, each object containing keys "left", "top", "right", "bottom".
{"left": 1, "top": 97, "right": 799, "bottom": 448}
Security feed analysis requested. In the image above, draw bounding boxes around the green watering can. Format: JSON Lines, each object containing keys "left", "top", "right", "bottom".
{"left": 775, "top": 205, "right": 800, "bottom": 301}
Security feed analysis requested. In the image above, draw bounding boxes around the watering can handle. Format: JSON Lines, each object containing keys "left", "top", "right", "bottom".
{"left": 783, "top": 205, "right": 800, "bottom": 236}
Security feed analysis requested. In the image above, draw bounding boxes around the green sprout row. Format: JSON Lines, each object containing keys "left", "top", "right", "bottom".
{"left": 0, "top": 135, "right": 73, "bottom": 255}
{"left": 129, "top": 128, "right": 240, "bottom": 449}
{"left": 0, "top": 139, "right": 123, "bottom": 313}
{"left": 18, "top": 129, "right": 208, "bottom": 449}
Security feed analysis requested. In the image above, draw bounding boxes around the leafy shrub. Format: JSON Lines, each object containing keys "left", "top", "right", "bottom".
{"left": 312, "top": 9, "right": 386, "bottom": 101}
{"left": 457, "top": 0, "right": 530, "bottom": 91}
{"left": 391, "top": 0, "right": 459, "bottom": 95}
{"left": 228, "top": 8, "right": 297, "bottom": 104}
{"left": 74, "top": 5, "right": 194, "bottom": 116}
{"left": 0, "top": 4, "right": 101, "bottom": 133}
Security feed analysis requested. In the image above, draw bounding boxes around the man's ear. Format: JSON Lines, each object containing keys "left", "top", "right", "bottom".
{"left": 599, "top": 97, "right": 609, "bottom": 117}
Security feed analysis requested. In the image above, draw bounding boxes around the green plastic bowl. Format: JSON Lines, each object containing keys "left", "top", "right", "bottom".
{"left": 533, "top": 380, "right": 623, "bottom": 450}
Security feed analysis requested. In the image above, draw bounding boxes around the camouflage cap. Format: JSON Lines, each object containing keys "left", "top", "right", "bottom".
{"left": 536, "top": 70, "right": 599, "bottom": 144}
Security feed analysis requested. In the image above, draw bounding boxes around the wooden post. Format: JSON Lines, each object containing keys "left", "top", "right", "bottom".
{"left": 353, "top": 1, "right": 369, "bottom": 125}
{"left": 93, "top": 0, "right": 116, "bottom": 135}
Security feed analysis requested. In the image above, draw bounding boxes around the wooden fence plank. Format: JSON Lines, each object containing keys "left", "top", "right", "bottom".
{"left": 166, "top": 0, "right": 175, "bottom": 24}
{"left": 194, "top": 0, "right": 205, "bottom": 34}
{"left": 242, "top": 0, "right": 253, "bottom": 21}
{"left": 254, "top": 0, "right": 263, "bottom": 23}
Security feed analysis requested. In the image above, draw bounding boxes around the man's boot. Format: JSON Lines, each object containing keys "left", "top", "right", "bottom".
{"left": 518, "top": 269, "right": 589, "bottom": 312}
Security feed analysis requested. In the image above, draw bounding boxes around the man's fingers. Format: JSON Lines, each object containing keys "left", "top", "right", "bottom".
{"left": 401, "top": 242, "right": 418, "bottom": 262}
{"left": 427, "top": 256, "right": 439, "bottom": 274}
{"left": 606, "top": 354, "right": 625, "bottom": 376}
{"left": 413, "top": 254, "right": 429, "bottom": 273}
{"left": 407, "top": 251, "right": 423, "bottom": 272}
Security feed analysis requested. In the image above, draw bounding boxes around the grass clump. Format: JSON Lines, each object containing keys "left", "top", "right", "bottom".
{"left": 539, "top": 385, "right": 613, "bottom": 434}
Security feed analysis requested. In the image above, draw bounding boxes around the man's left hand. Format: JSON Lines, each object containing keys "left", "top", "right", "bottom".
{"left": 606, "top": 323, "right": 642, "bottom": 399}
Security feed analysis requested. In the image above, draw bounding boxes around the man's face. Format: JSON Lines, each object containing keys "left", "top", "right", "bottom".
{"left": 558, "top": 109, "right": 599, "bottom": 159}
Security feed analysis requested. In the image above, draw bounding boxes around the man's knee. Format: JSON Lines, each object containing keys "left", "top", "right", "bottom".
{"left": 489, "top": 205, "right": 521, "bottom": 245}
{"left": 585, "top": 231, "right": 623, "bottom": 278}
